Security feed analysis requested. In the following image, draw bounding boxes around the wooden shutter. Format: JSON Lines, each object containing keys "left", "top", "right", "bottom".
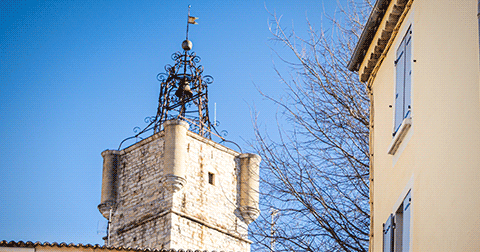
{"left": 402, "top": 191, "right": 412, "bottom": 252}
{"left": 383, "top": 214, "right": 394, "bottom": 252}
{"left": 394, "top": 39, "right": 406, "bottom": 134}
{"left": 404, "top": 28, "right": 412, "bottom": 120}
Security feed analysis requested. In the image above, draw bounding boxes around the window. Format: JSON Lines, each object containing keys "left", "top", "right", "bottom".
{"left": 394, "top": 26, "right": 412, "bottom": 135}
{"left": 383, "top": 190, "right": 412, "bottom": 252}
{"left": 208, "top": 172, "right": 215, "bottom": 185}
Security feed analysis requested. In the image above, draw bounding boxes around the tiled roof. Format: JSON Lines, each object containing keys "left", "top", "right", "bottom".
{"left": 348, "top": 0, "right": 412, "bottom": 83}
{"left": 347, "top": 0, "right": 391, "bottom": 72}
{"left": 0, "top": 240, "right": 213, "bottom": 252}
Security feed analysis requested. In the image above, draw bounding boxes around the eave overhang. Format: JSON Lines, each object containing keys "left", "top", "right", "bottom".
{"left": 348, "top": 0, "right": 410, "bottom": 82}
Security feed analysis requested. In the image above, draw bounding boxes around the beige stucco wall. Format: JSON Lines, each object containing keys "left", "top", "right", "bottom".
{"left": 365, "top": 0, "right": 480, "bottom": 251}
{"left": 0, "top": 248, "right": 33, "bottom": 252}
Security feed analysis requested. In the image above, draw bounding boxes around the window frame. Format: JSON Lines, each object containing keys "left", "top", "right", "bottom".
{"left": 388, "top": 25, "right": 413, "bottom": 155}
{"left": 383, "top": 190, "right": 412, "bottom": 252}
{"left": 393, "top": 25, "right": 413, "bottom": 136}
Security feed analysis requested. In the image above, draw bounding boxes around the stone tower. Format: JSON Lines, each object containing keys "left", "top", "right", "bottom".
{"left": 99, "top": 120, "right": 260, "bottom": 251}
{"left": 98, "top": 12, "right": 260, "bottom": 251}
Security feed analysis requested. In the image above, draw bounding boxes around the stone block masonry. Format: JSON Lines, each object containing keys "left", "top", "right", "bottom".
{"left": 99, "top": 120, "right": 260, "bottom": 252}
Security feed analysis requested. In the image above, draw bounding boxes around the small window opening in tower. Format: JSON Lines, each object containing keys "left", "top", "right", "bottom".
{"left": 208, "top": 172, "right": 215, "bottom": 185}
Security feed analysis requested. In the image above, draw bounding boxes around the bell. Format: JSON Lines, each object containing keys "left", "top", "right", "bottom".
{"left": 175, "top": 81, "right": 193, "bottom": 98}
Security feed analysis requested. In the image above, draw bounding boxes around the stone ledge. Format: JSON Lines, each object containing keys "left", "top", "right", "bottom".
{"left": 117, "top": 209, "right": 170, "bottom": 235}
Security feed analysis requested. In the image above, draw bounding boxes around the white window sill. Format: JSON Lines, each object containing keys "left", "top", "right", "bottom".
{"left": 388, "top": 118, "right": 412, "bottom": 155}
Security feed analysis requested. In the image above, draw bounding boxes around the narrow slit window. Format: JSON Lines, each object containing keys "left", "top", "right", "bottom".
{"left": 208, "top": 172, "right": 215, "bottom": 185}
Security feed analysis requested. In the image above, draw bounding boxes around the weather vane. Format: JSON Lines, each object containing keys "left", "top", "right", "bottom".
{"left": 186, "top": 5, "right": 198, "bottom": 40}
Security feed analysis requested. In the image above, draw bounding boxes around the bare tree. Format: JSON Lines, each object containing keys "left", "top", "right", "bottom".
{"left": 250, "top": 1, "right": 373, "bottom": 251}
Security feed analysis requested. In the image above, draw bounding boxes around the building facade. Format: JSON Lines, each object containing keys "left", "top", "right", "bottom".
{"left": 349, "top": 0, "right": 480, "bottom": 251}
{"left": 98, "top": 120, "right": 260, "bottom": 251}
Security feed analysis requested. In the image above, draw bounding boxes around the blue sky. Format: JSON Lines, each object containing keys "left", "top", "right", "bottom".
{"left": 0, "top": 0, "right": 339, "bottom": 245}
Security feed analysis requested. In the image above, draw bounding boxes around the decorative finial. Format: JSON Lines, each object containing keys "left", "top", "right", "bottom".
{"left": 182, "top": 40, "right": 193, "bottom": 51}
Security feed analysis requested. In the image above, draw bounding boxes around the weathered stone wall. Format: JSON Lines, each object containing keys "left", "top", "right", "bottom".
{"left": 104, "top": 128, "right": 251, "bottom": 252}
{"left": 170, "top": 212, "right": 249, "bottom": 251}
{"left": 169, "top": 132, "right": 249, "bottom": 251}
{"left": 109, "top": 133, "right": 171, "bottom": 249}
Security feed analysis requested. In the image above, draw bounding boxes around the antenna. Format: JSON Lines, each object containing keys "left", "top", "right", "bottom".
{"left": 270, "top": 208, "right": 280, "bottom": 251}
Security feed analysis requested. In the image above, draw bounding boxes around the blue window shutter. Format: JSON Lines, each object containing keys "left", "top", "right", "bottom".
{"left": 402, "top": 191, "right": 412, "bottom": 252}
{"left": 395, "top": 39, "right": 406, "bottom": 133}
{"left": 383, "top": 214, "right": 394, "bottom": 252}
{"left": 404, "top": 29, "right": 412, "bottom": 119}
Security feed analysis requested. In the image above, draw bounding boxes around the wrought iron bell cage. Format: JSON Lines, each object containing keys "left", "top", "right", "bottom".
{"left": 116, "top": 6, "right": 237, "bottom": 150}
{"left": 153, "top": 39, "right": 214, "bottom": 138}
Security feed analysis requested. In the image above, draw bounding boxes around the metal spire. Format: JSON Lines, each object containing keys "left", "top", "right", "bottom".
{"left": 152, "top": 6, "right": 213, "bottom": 138}
{"left": 118, "top": 5, "right": 231, "bottom": 150}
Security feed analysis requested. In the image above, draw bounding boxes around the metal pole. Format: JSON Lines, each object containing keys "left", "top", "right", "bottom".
{"left": 270, "top": 209, "right": 279, "bottom": 251}
{"left": 186, "top": 5, "right": 191, "bottom": 40}
{"left": 107, "top": 208, "right": 113, "bottom": 246}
